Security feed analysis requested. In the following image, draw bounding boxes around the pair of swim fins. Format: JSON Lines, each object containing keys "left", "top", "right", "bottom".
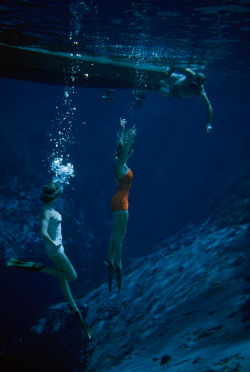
{"left": 105, "top": 259, "right": 122, "bottom": 293}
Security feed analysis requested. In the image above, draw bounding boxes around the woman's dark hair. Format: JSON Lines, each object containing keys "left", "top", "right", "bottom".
{"left": 40, "top": 183, "right": 61, "bottom": 203}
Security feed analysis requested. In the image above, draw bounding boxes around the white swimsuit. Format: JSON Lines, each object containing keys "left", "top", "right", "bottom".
{"left": 44, "top": 208, "right": 64, "bottom": 257}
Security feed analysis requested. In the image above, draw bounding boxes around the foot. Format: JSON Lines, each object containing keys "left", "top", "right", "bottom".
{"left": 206, "top": 123, "right": 213, "bottom": 133}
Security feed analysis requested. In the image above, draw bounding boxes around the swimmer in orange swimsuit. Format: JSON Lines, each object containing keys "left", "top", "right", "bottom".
{"left": 105, "top": 118, "right": 137, "bottom": 292}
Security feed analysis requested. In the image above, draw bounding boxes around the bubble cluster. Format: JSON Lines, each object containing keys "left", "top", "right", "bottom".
{"left": 50, "top": 157, "right": 75, "bottom": 190}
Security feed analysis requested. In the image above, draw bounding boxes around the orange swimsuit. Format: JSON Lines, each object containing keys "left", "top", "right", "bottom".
{"left": 111, "top": 169, "right": 133, "bottom": 212}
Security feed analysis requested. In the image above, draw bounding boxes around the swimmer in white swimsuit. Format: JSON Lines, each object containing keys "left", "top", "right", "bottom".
{"left": 43, "top": 207, "right": 64, "bottom": 257}
{"left": 7, "top": 183, "right": 91, "bottom": 339}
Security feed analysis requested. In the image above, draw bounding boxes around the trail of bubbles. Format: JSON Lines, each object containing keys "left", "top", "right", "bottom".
{"left": 47, "top": 1, "right": 90, "bottom": 189}
{"left": 48, "top": 85, "right": 77, "bottom": 188}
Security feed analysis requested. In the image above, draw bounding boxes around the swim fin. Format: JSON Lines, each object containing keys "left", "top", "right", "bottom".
{"left": 72, "top": 309, "right": 92, "bottom": 340}
{"left": 105, "top": 259, "right": 114, "bottom": 292}
{"left": 7, "top": 257, "right": 44, "bottom": 271}
{"left": 115, "top": 263, "right": 122, "bottom": 292}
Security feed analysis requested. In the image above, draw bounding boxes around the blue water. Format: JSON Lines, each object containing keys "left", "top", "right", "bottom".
{"left": 0, "top": 1, "right": 250, "bottom": 371}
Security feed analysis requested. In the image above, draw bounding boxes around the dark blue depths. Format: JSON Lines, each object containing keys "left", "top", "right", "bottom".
{"left": 0, "top": 74, "right": 249, "bottom": 371}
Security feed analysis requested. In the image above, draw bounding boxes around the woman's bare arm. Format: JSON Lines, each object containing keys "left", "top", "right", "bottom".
{"left": 116, "top": 126, "right": 137, "bottom": 166}
{"left": 200, "top": 90, "right": 213, "bottom": 132}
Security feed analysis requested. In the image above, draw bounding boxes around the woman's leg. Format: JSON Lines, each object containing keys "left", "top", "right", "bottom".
{"left": 47, "top": 252, "right": 77, "bottom": 309}
{"left": 8, "top": 254, "right": 91, "bottom": 337}
{"left": 112, "top": 211, "right": 128, "bottom": 291}
{"left": 106, "top": 211, "right": 128, "bottom": 292}
{"left": 7, "top": 256, "right": 74, "bottom": 281}
{"left": 107, "top": 233, "right": 115, "bottom": 265}
{"left": 46, "top": 253, "right": 91, "bottom": 338}
{"left": 112, "top": 210, "right": 129, "bottom": 268}
{"left": 108, "top": 210, "right": 128, "bottom": 267}
{"left": 41, "top": 252, "right": 77, "bottom": 281}
{"left": 106, "top": 232, "right": 116, "bottom": 292}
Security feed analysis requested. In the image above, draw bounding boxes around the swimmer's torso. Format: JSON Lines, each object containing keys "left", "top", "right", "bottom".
{"left": 43, "top": 207, "right": 64, "bottom": 257}
{"left": 46, "top": 209, "right": 62, "bottom": 242}
{"left": 172, "top": 77, "right": 203, "bottom": 98}
{"left": 111, "top": 169, "right": 133, "bottom": 212}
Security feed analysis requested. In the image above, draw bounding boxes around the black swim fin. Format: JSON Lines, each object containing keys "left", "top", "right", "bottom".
{"left": 73, "top": 310, "right": 92, "bottom": 340}
{"left": 105, "top": 259, "right": 114, "bottom": 292}
{"left": 115, "top": 263, "right": 122, "bottom": 292}
{"left": 7, "top": 257, "right": 44, "bottom": 272}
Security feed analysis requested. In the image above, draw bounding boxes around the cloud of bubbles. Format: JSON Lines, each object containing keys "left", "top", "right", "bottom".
{"left": 50, "top": 158, "right": 75, "bottom": 190}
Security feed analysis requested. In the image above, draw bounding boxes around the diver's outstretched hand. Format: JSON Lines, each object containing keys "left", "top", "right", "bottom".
{"left": 206, "top": 123, "right": 213, "bottom": 133}
{"left": 120, "top": 118, "right": 127, "bottom": 130}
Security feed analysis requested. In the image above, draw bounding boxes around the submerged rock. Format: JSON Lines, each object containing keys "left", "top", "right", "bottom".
{"left": 1, "top": 222, "right": 250, "bottom": 372}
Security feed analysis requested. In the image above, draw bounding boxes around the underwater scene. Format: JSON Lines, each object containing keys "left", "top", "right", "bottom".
{"left": 0, "top": 0, "right": 250, "bottom": 371}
